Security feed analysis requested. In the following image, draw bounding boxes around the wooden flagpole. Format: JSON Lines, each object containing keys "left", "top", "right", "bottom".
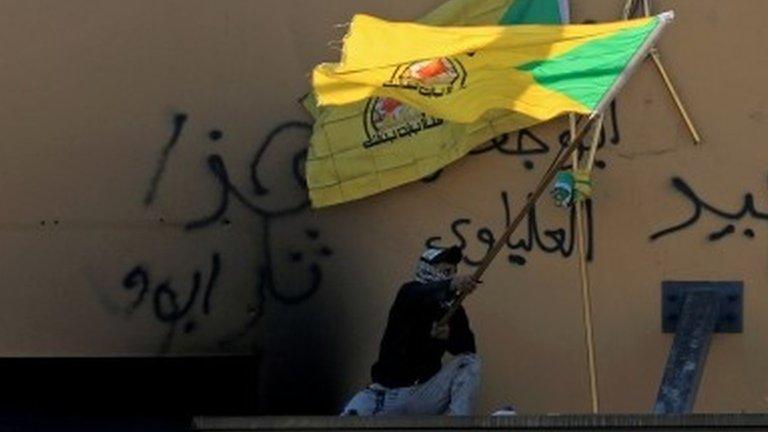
{"left": 437, "top": 10, "right": 675, "bottom": 328}
{"left": 624, "top": 0, "right": 701, "bottom": 144}
{"left": 585, "top": 116, "right": 604, "bottom": 173}
{"left": 436, "top": 113, "right": 600, "bottom": 328}
{"left": 571, "top": 113, "right": 604, "bottom": 414}
{"left": 648, "top": 50, "right": 701, "bottom": 144}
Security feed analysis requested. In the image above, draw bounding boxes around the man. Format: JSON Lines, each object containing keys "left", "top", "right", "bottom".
{"left": 341, "top": 246, "right": 481, "bottom": 416}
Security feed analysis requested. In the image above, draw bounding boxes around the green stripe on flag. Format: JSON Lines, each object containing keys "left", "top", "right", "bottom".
{"left": 500, "top": 0, "right": 566, "bottom": 24}
{"left": 518, "top": 17, "right": 658, "bottom": 109}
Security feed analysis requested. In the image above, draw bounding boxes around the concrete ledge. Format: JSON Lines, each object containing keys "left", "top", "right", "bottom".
{"left": 192, "top": 414, "right": 768, "bottom": 431}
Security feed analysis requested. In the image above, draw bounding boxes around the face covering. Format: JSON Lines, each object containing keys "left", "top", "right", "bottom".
{"left": 414, "top": 259, "right": 456, "bottom": 284}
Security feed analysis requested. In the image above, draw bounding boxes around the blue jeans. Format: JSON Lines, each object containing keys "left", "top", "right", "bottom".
{"left": 341, "top": 354, "right": 481, "bottom": 416}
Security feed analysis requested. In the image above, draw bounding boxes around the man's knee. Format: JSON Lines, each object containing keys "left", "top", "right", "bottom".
{"left": 448, "top": 353, "right": 481, "bottom": 378}
{"left": 340, "top": 388, "right": 378, "bottom": 416}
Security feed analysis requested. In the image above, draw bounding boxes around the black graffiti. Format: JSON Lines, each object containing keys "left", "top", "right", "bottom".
{"left": 426, "top": 191, "right": 593, "bottom": 266}
{"left": 250, "top": 121, "right": 310, "bottom": 196}
{"left": 422, "top": 101, "right": 621, "bottom": 183}
{"left": 122, "top": 253, "right": 221, "bottom": 330}
{"left": 144, "top": 113, "right": 188, "bottom": 206}
{"left": 469, "top": 129, "right": 550, "bottom": 157}
{"left": 608, "top": 100, "right": 621, "bottom": 144}
{"left": 709, "top": 224, "right": 735, "bottom": 241}
{"left": 623, "top": 0, "right": 645, "bottom": 20}
{"left": 650, "top": 177, "right": 768, "bottom": 242}
{"left": 126, "top": 114, "right": 332, "bottom": 352}
{"left": 185, "top": 122, "right": 312, "bottom": 228}
{"left": 205, "top": 118, "right": 333, "bottom": 347}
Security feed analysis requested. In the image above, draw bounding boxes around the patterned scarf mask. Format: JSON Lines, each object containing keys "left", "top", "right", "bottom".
{"left": 414, "top": 255, "right": 457, "bottom": 284}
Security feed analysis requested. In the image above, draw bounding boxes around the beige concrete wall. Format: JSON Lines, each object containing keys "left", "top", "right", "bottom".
{"left": 0, "top": 0, "right": 766, "bottom": 414}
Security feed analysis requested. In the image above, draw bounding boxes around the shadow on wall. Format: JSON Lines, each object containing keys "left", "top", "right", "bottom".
{"left": 138, "top": 111, "right": 346, "bottom": 414}
{"left": 256, "top": 285, "right": 347, "bottom": 415}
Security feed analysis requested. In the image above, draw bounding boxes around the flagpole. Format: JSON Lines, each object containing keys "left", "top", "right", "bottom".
{"left": 436, "top": 112, "right": 599, "bottom": 328}
{"left": 571, "top": 113, "right": 602, "bottom": 414}
{"left": 437, "top": 11, "right": 675, "bottom": 327}
{"left": 586, "top": 116, "right": 604, "bottom": 173}
{"left": 644, "top": 3, "right": 701, "bottom": 145}
{"left": 625, "top": 1, "right": 700, "bottom": 144}
{"left": 649, "top": 50, "right": 701, "bottom": 144}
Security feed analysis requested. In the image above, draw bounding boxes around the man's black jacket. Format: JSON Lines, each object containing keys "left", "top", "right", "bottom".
{"left": 371, "top": 280, "right": 476, "bottom": 388}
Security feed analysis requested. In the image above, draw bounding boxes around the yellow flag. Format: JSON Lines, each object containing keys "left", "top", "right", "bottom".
{"left": 305, "top": 0, "right": 569, "bottom": 118}
{"left": 306, "top": 0, "right": 572, "bottom": 208}
{"left": 314, "top": 14, "right": 670, "bottom": 123}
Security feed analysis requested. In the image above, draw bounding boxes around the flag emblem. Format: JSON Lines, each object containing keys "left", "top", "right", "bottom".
{"left": 363, "top": 97, "right": 444, "bottom": 148}
{"left": 384, "top": 57, "right": 467, "bottom": 97}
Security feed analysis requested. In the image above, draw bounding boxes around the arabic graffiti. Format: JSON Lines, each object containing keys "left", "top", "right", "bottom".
{"left": 419, "top": 103, "right": 620, "bottom": 264}
{"left": 184, "top": 121, "right": 312, "bottom": 226}
{"left": 120, "top": 114, "right": 331, "bottom": 353}
{"left": 650, "top": 177, "right": 768, "bottom": 242}
{"left": 144, "top": 113, "right": 188, "bottom": 206}
{"left": 123, "top": 253, "right": 221, "bottom": 325}
{"left": 426, "top": 191, "right": 594, "bottom": 266}
{"left": 203, "top": 118, "right": 335, "bottom": 348}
